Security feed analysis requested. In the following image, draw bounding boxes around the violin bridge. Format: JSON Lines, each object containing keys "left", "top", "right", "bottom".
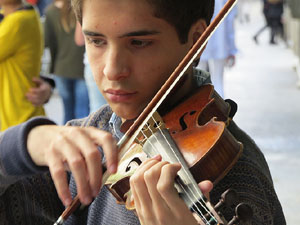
{"left": 135, "top": 111, "right": 166, "bottom": 145}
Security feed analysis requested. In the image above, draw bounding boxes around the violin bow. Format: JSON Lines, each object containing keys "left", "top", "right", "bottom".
{"left": 53, "top": 0, "right": 237, "bottom": 224}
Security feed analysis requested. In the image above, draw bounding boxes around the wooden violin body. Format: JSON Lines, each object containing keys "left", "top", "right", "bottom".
{"left": 162, "top": 84, "right": 242, "bottom": 184}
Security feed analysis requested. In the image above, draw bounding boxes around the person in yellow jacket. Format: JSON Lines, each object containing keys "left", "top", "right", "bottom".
{"left": 0, "top": 0, "right": 45, "bottom": 131}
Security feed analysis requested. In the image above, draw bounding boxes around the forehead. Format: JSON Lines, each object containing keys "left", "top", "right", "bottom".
{"left": 82, "top": 0, "right": 153, "bottom": 13}
{"left": 81, "top": 0, "right": 165, "bottom": 32}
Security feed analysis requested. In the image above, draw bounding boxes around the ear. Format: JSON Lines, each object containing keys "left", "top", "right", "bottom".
{"left": 189, "top": 19, "right": 207, "bottom": 45}
{"left": 189, "top": 19, "right": 207, "bottom": 64}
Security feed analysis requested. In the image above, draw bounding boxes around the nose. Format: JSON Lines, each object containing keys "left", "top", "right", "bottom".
{"left": 103, "top": 46, "right": 130, "bottom": 81}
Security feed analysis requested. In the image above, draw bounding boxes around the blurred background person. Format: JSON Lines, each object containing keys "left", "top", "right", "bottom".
{"left": 253, "top": 0, "right": 271, "bottom": 44}
{"left": 44, "top": 0, "right": 89, "bottom": 124}
{"left": 196, "top": 0, "right": 237, "bottom": 98}
{"left": 75, "top": 22, "right": 107, "bottom": 113}
{"left": 267, "top": 0, "right": 284, "bottom": 44}
{"left": 0, "top": 0, "right": 45, "bottom": 131}
{"left": 253, "top": 0, "right": 284, "bottom": 45}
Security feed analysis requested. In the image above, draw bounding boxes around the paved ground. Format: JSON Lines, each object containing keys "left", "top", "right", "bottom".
{"left": 45, "top": 1, "right": 300, "bottom": 223}
{"left": 225, "top": 1, "right": 300, "bottom": 224}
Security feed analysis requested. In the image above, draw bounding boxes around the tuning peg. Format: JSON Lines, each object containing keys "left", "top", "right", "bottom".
{"left": 228, "top": 203, "right": 253, "bottom": 225}
{"left": 214, "top": 189, "right": 239, "bottom": 212}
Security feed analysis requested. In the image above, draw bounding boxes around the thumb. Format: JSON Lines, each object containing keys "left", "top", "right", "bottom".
{"left": 32, "top": 77, "right": 43, "bottom": 86}
{"left": 198, "top": 180, "right": 213, "bottom": 200}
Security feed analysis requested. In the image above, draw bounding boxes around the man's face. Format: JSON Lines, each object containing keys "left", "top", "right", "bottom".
{"left": 82, "top": 0, "right": 195, "bottom": 120}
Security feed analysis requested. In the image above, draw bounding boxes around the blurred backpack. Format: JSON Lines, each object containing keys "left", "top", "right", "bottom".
{"left": 265, "top": 0, "right": 283, "bottom": 18}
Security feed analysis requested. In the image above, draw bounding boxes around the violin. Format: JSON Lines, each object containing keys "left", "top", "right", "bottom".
{"left": 105, "top": 84, "right": 252, "bottom": 224}
{"left": 54, "top": 0, "right": 253, "bottom": 224}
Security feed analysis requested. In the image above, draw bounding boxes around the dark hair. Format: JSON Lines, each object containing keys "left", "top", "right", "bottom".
{"left": 59, "top": 0, "right": 76, "bottom": 33}
{"left": 71, "top": 0, "right": 214, "bottom": 43}
{"left": 145, "top": 0, "right": 215, "bottom": 43}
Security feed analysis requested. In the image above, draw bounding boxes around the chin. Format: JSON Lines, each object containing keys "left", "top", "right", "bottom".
{"left": 112, "top": 105, "right": 141, "bottom": 121}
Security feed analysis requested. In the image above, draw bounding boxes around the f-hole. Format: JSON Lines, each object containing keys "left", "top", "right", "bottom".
{"left": 179, "top": 110, "right": 197, "bottom": 131}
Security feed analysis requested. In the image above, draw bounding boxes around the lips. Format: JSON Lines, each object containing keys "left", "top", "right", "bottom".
{"left": 105, "top": 89, "right": 137, "bottom": 102}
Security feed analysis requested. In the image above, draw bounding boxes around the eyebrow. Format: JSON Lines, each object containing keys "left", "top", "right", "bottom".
{"left": 83, "top": 30, "right": 160, "bottom": 38}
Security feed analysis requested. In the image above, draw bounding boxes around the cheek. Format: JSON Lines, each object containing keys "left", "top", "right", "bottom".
{"left": 143, "top": 53, "right": 187, "bottom": 97}
{"left": 86, "top": 49, "right": 104, "bottom": 85}
{"left": 145, "top": 55, "right": 182, "bottom": 85}
{"left": 137, "top": 63, "right": 173, "bottom": 98}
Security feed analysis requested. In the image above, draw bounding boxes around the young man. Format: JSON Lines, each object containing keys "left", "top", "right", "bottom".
{"left": 0, "top": 0, "right": 285, "bottom": 224}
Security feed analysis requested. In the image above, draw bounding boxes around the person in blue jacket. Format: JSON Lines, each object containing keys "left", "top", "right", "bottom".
{"left": 197, "top": 0, "right": 237, "bottom": 98}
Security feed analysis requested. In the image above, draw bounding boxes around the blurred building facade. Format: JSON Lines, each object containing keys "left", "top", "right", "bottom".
{"left": 284, "top": 0, "right": 300, "bottom": 86}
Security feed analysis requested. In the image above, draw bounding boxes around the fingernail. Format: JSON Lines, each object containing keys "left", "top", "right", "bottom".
{"left": 152, "top": 155, "right": 162, "bottom": 160}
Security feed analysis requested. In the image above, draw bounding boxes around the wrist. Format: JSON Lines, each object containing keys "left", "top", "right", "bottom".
{"left": 27, "top": 124, "right": 56, "bottom": 166}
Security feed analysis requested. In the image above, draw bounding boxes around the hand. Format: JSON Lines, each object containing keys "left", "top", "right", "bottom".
{"left": 26, "top": 77, "right": 52, "bottom": 106}
{"left": 27, "top": 125, "right": 118, "bottom": 206}
{"left": 226, "top": 55, "right": 235, "bottom": 68}
{"left": 130, "top": 155, "right": 213, "bottom": 225}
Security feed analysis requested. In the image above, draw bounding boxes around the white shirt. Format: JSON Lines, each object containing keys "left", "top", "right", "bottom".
{"left": 201, "top": 0, "right": 238, "bottom": 60}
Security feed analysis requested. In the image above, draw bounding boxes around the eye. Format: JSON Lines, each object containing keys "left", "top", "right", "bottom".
{"left": 86, "top": 37, "right": 106, "bottom": 47}
{"left": 130, "top": 39, "right": 152, "bottom": 48}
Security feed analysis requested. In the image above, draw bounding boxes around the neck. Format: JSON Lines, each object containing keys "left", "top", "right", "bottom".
{"left": 158, "top": 68, "right": 196, "bottom": 115}
{"left": 168, "top": 70, "right": 195, "bottom": 105}
{"left": 2, "top": 2, "right": 23, "bottom": 16}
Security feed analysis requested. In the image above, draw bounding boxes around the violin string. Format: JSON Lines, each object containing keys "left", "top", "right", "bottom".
{"left": 140, "top": 116, "right": 216, "bottom": 224}
{"left": 148, "top": 116, "right": 217, "bottom": 224}
{"left": 139, "top": 127, "right": 209, "bottom": 225}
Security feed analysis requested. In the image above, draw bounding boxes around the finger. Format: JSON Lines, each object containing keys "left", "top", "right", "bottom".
{"left": 32, "top": 77, "right": 42, "bottom": 85}
{"left": 130, "top": 157, "right": 162, "bottom": 219}
{"left": 26, "top": 95, "right": 41, "bottom": 106}
{"left": 129, "top": 178, "right": 142, "bottom": 216}
{"left": 144, "top": 160, "right": 170, "bottom": 203}
{"left": 198, "top": 180, "right": 213, "bottom": 200}
{"left": 28, "top": 88, "right": 40, "bottom": 95}
{"left": 26, "top": 93, "right": 38, "bottom": 101}
{"left": 47, "top": 148, "right": 72, "bottom": 206}
{"left": 144, "top": 161, "right": 173, "bottom": 215}
{"left": 59, "top": 137, "right": 92, "bottom": 205}
{"left": 85, "top": 128, "right": 118, "bottom": 174}
{"left": 71, "top": 128, "right": 102, "bottom": 198}
{"left": 156, "top": 163, "right": 189, "bottom": 214}
{"left": 131, "top": 157, "right": 161, "bottom": 202}
{"left": 147, "top": 162, "right": 197, "bottom": 224}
